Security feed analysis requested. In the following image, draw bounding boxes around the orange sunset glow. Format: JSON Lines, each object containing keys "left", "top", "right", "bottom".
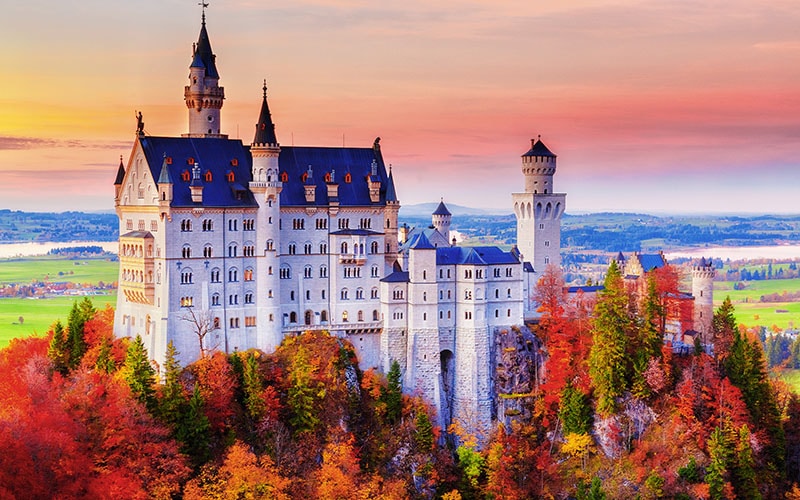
{"left": 1, "top": 1, "right": 799, "bottom": 213}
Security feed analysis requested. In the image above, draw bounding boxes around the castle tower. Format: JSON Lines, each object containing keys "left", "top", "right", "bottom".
{"left": 384, "top": 165, "right": 400, "bottom": 267}
{"left": 431, "top": 199, "right": 452, "bottom": 243}
{"left": 183, "top": 12, "right": 226, "bottom": 138}
{"left": 405, "top": 233, "right": 443, "bottom": 425}
{"left": 691, "top": 257, "right": 715, "bottom": 344}
{"left": 512, "top": 137, "right": 566, "bottom": 274}
{"left": 249, "top": 81, "right": 283, "bottom": 351}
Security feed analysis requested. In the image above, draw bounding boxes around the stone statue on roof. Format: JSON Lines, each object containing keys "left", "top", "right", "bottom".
{"left": 136, "top": 111, "right": 145, "bottom": 136}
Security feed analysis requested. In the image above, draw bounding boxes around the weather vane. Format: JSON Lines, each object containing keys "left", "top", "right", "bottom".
{"left": 199, "top": 1, "right": 209, "bottom": 23}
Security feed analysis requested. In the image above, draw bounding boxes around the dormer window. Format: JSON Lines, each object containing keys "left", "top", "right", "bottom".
{"left": 187, "top": 157, "right": 195, "bottom": 165}
{"left": 165, "top": 156, "right": 172, "bottom": 165}
{"left": 324, "top": 173, "right": 331, "bottom": 183}
{"left": 230, "top": 158, "right": 238, "bottom": 167}
{"left": 280, "top": 172, "right": 288, "bottom": 183}
{"left": 344, "top": 173, "right": 352, "bottom": 183}
{"left": 204, "top": 170, "right": 213, "bottom": 182}
{"left": 301, "top": 172, "right": 309, "bottom": 183}
{"left": 226, "top": 171, "right": 235, "bottom": 182}
{"left": 181, "top": 170, "right": 191, "bottom": 182}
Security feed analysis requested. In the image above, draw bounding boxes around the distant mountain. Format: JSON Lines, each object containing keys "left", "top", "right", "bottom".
{"left": 399, "top": 203, "right": 511, "bottom": 218}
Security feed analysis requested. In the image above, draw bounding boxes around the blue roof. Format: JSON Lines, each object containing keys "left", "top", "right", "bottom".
{"left": 114, "top": 158, "right": 126, "bottom": 185}
{"left": 567, "top": 285, "right": 604, "bottom": 293}
{"left": 330, "top": 229, "right": 383, "bottom": 236}
{"left": 637, "top": 253, "right": 667, "bottom": 272}
{"left": 278, "top": 146, "right": 391, "bottom": 207}
{"left": 194, "top": 21, "right": 219, "bottom": 79}
{"left": 385, "top": 167, "right": 397, "bottom": 202}
{"left": 380, "top": 270, "right": 409, "bottom": 283}
{"left": 436, "top": 246, "right": 519, "bottom": 266}
{"left": 253, "top": 82, "right": 278, "bottom": 146}
{"left": 139, "top": 136, "right": 257, "bottom": 208}
{"left": 433, "top": 200, "right": 451, "bottom": 216}
{"left": 409, "top": 231, "right": 435, "bottom": 250}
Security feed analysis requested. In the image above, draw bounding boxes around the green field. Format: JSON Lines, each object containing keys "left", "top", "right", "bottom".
{"left": 777, "top": 369, "right": 800, "bottom": 394}
{"left": 0, "top": 293, "right": 117, "bottom": 348}
{"left": 0, "top": 256, "right": 119, "bottom": 348}
{"left": 714, "top": 277, "right": 800, "bottom": 329}
{"left": 0, "top": 256, "right": 118, "bottom": 286}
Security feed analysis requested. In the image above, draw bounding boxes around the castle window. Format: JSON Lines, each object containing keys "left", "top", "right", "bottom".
{"left": 495, "top": 309, "right": 499, "bottom": 318}
{"left": 288, "top": 243, "right": 296, "bottom": 255}
{"left": 306, "top": 290, "right": 310, "bottom": 300}
{"left": 544, "top": 240, "right": 550, "bottom": 247}
{"left": 227, "top": 171, "right": 235, "bottom": 182}
{"left": 212, "top": 293, "right": 220, "bottom": 306}
{"left": 342, "top": 311, "right": 349, "bottom": 322}
{"left": 203, "top": 245, "right": 212, "bottom": 258}
{"left": 304, "top": 243, "right": 312, "bottom": 254}
{"left": 358, "top": 310, "right": 364, "bottom": 322}
{"left": 371, "top": 288, "right": 378, "bottom": 299}
{"left": 322, "top": 290, "right": 326, "bottom": 300}
{"left": 320, "top": 243, "right": 328, "bottom": 254}
{"left": 371, "top": 265, "right": 379, "bottom": 278}
{"left": 440, "top": 311, "right": 443, "bottom": 319}
{"left": 321, "top": 310, "right": 328, "bottom": 322}
{"left": 341, "top": 242, "right": 348, "bottom": 254}
{"left": 423, "top": 270, "right": 427, "bottom": 280}
{"left": 181, "top": 219, "right": 192, "bottom": 232}
{"left": 229, "top": 219, "right": 238, "bottom": 231}
{"left": 539, "top": 223, "right": 544, "bottom": 230}
{"left": 203, "top": 219, "right": 213, "bottom": 231}
{"left": 338, "top": 218, "right": 350, "bottom": 229}
{"left": 204, "top": 170, "right": 213, "bottom": 182}
{"left": 229, "top": 269, "right": 238, "bottom": 282}
{"left": 304, "top": 265, "right": 313, "bottom": 278}
{"left": 280, "top": 172, "right": 288, "bottom": 182}
{"left": 423, "top": 313, "right": 427, "bottom": 321}
{"left": 373, "top": 309, "right": 379, "bottom": 321}
{"left": 266, "top": 240, "right": 274, "bottom": 251}
{"left": 245, "top": 292, "right": 254, "bottom": 304}
{"left": 508, "top": 308, "right": 511, "bottom": 317}
{"left": 230, "top": 317, "right": 240, "bottom": 329}
{"left": 138, "top": 220, "right": 145, "bottom": 231}
{"left": 126, "top": 220, "right": 133, "bottom": 230}
{"left": 495, "top": 289, "right": 499, "bottom": 299}
{"left": 465, "top": 290, "right": 472, "bottom": 300}
{"left": 341, "top": 288, "right": 349, "bottom": 300}
{"left": 301, "top": 172, "right": 308, "bottom": 183}
{"left": 448, "top": 290, "right": 451, "bottom": 299}
{"left": 447, "top": 269, "right": 451, "bottom": 278}
{"left": 494, "top": 268, "right": 500, "bottom": 278}
{"left": 244, "top": 268, "right": 254, "bottom": 281}
{"left": 182, "top": 245, "right": 191, "bottom": 258}
{"left": 544, "top": 256, "right": 550, "bottom": 264}
{"left": 465, "top": 311, "right": 472, "bottom": 320}
{"left": 393, "top": 288, "right": 404, "bottom": 300}
{"left": 507, "top": 288, "right": 512, "bottom": 298}
{"left": 344, "top": 173, "right": 352, "bottom": 183}
{"left": 356, "top": 288, "right": 364, "bottom": 300}
{"left": 439, "top": 290, "right": 443, "bottom": 300}
{"left": 269, "top": 314, "right": 274, "bottom": 322}
{"left": 320, "top": 265, "right": 328, "bottom": 278}
{"left": 187, "top": 157, "right": 195, "bottom": 165}
{"left": 231, "top": 158, "right": 239, "bottom": 167}
{"left": 370, "top": 241, "right": 379, "bottom": 254}
{"left": 289, "top": 312, "right": 297, "bottom": 323}
{"left": 137, "top": 184, "right": 144, "bottom": 199}
{"left": 211, "top": 268, "right": 220, "bottom": 282}
{"left": 181, "top": 170, "right": 191, "bottom": 182}
{"left": 228, "top": 244, "right": 238, "bottom": 257}
{"left": 181, "top": 269, "right": 193, "bottom": 284}
{"left": 448, "top": 310, "right": 451, "bottom": 319}
{"left": 324, "top": 172, "right": 331, "bottom": 182}
{"left": 180, "top": 296, "right": 194, "bottom": 308}
{"left": 423, "top": 292, "right": 427, "bottom": 301}
{"left": 229, "top": 294, "right": 239, "bottom": 305}
{"left": 506, "top": 268, "right": 513, "bottom": 277}
{"left": 316, "top": 218, "right": 328, "bottom": 230}
{"left": 245, "top": 316, "right": 256, "bottom": 327}
{"left": 292, "top": 218, "right": 305, "bottom": 230}
{"left": 243, "top": 245, "right": 254, "bottom": 257}
{"left": 465, "top": 270, "right": 472, "bottom": 279}
{"left": 280, "top": 265, "right": 291, "bottom": 279}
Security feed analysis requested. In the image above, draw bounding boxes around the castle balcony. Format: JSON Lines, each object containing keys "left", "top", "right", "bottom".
{"left": 282, "top": 320, "right": 382, "bottom": 336}
{"left": 339, "top": 253, "right": 367, "bottom": 265}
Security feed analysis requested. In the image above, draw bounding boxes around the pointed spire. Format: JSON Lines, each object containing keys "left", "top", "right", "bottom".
{"left": 114, "top": 155, "right": 126, "bottom": 185}
{"left": 253, "top": 79, "right": 278, "bottom": 146}
{"left": 385, "top": 165, "right": 398, "bottom": 202}
{"left": 522, "top": 136, "right": 556, "bottom": 157}
{"left": 410, "top": 231, "right": 435, "bottom": 250}
{"left": 158, "top": 153, "right": 172, "bottom": 184}
{"left": 194, "top": 11, "right": 218, "bottom": 78}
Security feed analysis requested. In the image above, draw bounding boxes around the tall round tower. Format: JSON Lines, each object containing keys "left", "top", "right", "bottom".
{"left": 521, "top": 136, "right": 557, "bottom": 194}
{"left": 691, "top": 257, "right": 715, "bottom": 343}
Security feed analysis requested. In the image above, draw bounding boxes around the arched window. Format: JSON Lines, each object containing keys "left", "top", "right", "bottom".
{"left": 244, "top": 268, "right": 254, "bottom": 281}
{"left": 341, "top": 242, "right": 348, "bottom": 254}
{"left": 370, "top": 241, "right": 379, "bottom": 254}
{"left": 228, "top": 268, "right": 238, "bottom": 282}
{"left": 373, "top": 309, "right": 379, "bottom": 321}
{"left": 289, "top": 311, "right": 297, "bottom": 323}
{"left": 182, "top": 245, "right": 191, "bottom": 258}
{"left": 204, "top": 170, "right": 213, "bottom": 182}
{"left": 321, "top": 310, "right": 328, "bottom": 322}
{"left": 280, "top": 172, "right": 288, "bottom": 182}
{"left": 342, "top": 311, "right": 349, "bottom": 322}
{"left": 357, "top": 310, "right": 364, "bottom": 322}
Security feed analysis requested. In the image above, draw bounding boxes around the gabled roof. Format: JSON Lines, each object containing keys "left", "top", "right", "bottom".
{"left": 436, "top": 246, "right": 520, "bottom": 266}
{"left": 636, "top": 253, "right": 667, "bottom": 272}
{"left": 278, "top": 146, "right": 392, "bottom": 207}
{"left": 433, "top": 200, "right": 451, "bottom": 216}
{"left": 522, "top": 138, "right": 556, "bottom": 158}
{"left": 138, "top": 136, "right": 257, "bottom": 208}
{"left": 409, "top": 231, "right": 435, "bottom": 250}
{"left": 194, "top": 20, "right": 219, "bottom": 79}
{"left": 253, "top": 81, "right": 278, "bottom": 146}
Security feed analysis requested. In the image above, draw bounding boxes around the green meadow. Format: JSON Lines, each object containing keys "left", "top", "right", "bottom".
{"left": 0, "top": 294, "right": 117, "bottom": 348}
{"left": 0, "top": 256, "right": 119, "bottom": 347}
{"left": 714, "top": 277, "right": 800, "bottom": 329}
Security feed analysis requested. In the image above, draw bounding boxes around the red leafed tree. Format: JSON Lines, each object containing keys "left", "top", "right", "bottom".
{"left": 313, "top": 433, "right": 363, "bottom": 500}
{"left": 191, "top": 351, "right": 239, "bottom": 434}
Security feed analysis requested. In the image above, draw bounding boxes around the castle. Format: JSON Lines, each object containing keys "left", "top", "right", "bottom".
{"left": 112, "top": 14, "right": 709, "bottom": 438}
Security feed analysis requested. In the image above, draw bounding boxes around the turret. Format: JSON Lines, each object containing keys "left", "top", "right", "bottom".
{"left": 384, "top": 164, "right": 400, "bottom": 266}
{"left": 691, "top": 257, "right": 715, "bottom": 343}
{"left": 157, "top": 154, "right": 173, "bottom": 219}
{"left": 432, "top": 199, "right": 452, "bottom": 242}
{"left": 183, "top": 12, "right": 226, "bottom": 138}
{"left": 521, "top": 136, "right": 556, "bottom": 194}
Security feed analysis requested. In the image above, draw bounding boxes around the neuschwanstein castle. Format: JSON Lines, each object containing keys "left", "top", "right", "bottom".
{"left": 112, "top": 15, "right": 708, "bottom": 437}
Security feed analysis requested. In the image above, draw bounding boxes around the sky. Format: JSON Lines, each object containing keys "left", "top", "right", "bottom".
{"left": 1, "top": 0, "right": 799, "bottom": 214}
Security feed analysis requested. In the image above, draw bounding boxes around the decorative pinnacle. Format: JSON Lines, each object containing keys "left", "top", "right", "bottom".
{"left": 199, "top": 1, "right": 208, "bottom": 24}
{"left": 262, "top": 79, "right": 268, "bottom": 99}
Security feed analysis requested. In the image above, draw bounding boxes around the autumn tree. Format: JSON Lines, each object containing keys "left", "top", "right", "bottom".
{"left": 589, "top": 260, "right": 633, "bottom": 415}
{"left": 242, "top": 351, "right": 266, "bottom": 421}
{"left": 122, "top": 334, "right": 157, "bottom": 413}
{"left": 287, "top": 344, "right": 323, "bottom": 434}
{"left": 181, "top": 306, "right": 218, "bottom": 357}
{"left": 158, "top": 341, "right": 186, "bottom": 428}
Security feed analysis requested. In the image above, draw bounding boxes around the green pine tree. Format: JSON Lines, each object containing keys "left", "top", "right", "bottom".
{"left": 158, "top": 341, "right": 186, "bottom": 428}
{"left": 559, "top": 383, "right": 592, "bottom": 435}
{"left": 287, "top": 345, "right": 322, "bottom": 434}
{"left": 177, "top": 384, "right": 211, "bottom": 467}
{"left": 47, "top": 320, "right": 69, "bottom": 375}
{"left": 732, "top": 424, "right": 761, "bottom": 500}
{"left": 122, "top": 335, "right": 157, "bottom": 413}
{"left": 706, "top": 426, "right": 731, "bottom": 500}
{"left": 589, "top": 260, "right": 632, "bottom": 415}
{"left": 713, "top": 296, "right": 737, "bottom": 360}
{"left": 415, "top": 410, "right": 434, "bottom": 452}
{"left": 65, "top": 297, "right": 95, "bottom": 369}
{"left": 382, "top": 359, "right": 403, "bottom": 424}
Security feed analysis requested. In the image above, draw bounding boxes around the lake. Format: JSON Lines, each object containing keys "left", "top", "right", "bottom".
{"left": 0, "top": 241, "right": 118, "bottom": 259}
{"left": 665, "top": 245, "right": 800, "bottom": 261}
